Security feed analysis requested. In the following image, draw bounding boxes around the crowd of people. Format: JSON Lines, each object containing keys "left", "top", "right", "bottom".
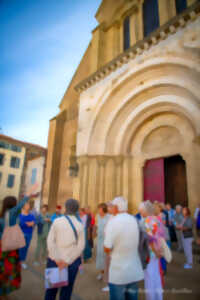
{"left": 0, "top": 188, "right": 200, "bottom": 300}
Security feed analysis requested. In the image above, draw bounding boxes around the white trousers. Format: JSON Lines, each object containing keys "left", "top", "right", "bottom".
{"left": 182, "top": 237, "right": 193, "bottom": 265}
{"left": 144, "top": 257, "right": 163, "bottom": 300}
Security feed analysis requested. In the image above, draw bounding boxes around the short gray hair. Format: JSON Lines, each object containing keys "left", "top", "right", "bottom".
{"left": 139, "top": 200, "right": 155, "bottom": 216}
{"left": 65, "top": 199, "right": 79, "bottom": 215}
{"left": 175, "top": 204, "right": 182, "bottom": 210}
{"left": 111, "top": 196, "right": 128, "bottom": 212}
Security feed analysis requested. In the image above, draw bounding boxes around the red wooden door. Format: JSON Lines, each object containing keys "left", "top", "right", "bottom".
{"left": 144, "top": 158, "right": 165, "bottom": 203}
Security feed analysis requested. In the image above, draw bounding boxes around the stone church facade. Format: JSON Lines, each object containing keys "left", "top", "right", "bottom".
{"left": 43, "top": 0, "right": 200, "bottom": 213}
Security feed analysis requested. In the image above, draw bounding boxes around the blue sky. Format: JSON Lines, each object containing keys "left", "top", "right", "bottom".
{"left": 0, "top": 0, "right": 101, "bottom": 147}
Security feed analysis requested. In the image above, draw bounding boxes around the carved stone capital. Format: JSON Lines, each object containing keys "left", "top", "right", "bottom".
{"left": 97, "top": 155, "right": 108, "bottom": 167}
{"left": 114, "top": 155, "right": 124, "bottom": 166}
{"left": 77, "top": 155, "right": 88, "bottom": 167}
{"left": 139, "top": 159, "right": 146, "bottom": 168}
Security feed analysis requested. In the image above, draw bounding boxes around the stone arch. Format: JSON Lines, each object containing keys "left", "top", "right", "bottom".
{"left": 108, "top": 93, "right": 199, "bottom": 155}
{"left": 129, "top": 112, "right": 195, "bottom": 157}
{"left": 125, "top": 110, "right": 198, "bottom": 212}
{"left": 117, "top": 97, "right": 199, "bottom": 155}
{"left": 86, "top": 58, "right": 200, "bottom": 156}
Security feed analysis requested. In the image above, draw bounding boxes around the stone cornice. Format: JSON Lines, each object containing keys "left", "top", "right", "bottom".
{"left": 75, "top": 2, "right": 200, "bottom": 93}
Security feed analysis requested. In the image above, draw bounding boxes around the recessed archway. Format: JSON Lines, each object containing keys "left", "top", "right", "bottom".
{"left": 84, "top": 58, "right": 200, "bottom": 156}
{"left": 76, "top": 56, "right": 200, "bottom": 213}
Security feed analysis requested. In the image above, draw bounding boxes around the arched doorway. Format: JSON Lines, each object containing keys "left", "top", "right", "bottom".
{"left": 76, "top": 57, "right": 200, "bottom": 212}
{"left": 144, "top": 155, "right": 188, "bottom": 207}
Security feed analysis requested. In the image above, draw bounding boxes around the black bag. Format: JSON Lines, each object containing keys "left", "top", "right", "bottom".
{"left": 183, "top": 229, "right": 193, "bottom": 239}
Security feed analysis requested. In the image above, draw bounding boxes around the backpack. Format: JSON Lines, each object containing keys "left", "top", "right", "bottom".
{"left": 196, "top": 211, "right": 200, "bottom": 229}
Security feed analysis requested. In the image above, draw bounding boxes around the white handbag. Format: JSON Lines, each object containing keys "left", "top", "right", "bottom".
{"left": 160, "top": 237, "right": 172, "bottom": 263}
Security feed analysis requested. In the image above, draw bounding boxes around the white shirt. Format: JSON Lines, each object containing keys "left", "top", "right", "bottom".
{"left": 47, "top": 215, "right": 85, "bottom": 265}
{"left": 104, "top": 213, "right": 144, "bottom": 285}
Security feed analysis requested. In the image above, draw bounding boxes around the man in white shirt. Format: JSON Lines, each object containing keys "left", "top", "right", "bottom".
{"left": 45, "top": 199, "right": 85, "bottom": 300}
{"left": 104, "top": 196, "right": 144, "bottom": 300}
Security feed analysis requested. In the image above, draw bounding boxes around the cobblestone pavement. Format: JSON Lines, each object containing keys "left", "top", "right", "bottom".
{"left": 9, "top": 232, "right": 200, "bottom": 300}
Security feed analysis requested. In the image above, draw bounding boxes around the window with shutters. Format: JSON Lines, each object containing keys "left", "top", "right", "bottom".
{"left": 11, "top": 144, "right": 22, "bottom": 152}
{"left": 175, "top": 0, "right": 187, "bottom": 15}
{"left": 31, "top": 168, "right": 37, "bottom": 185}
{"left": 0, "top": 141, "right": 9, "bottom": 149}
{"left": 123, "top": 16, "right": 130, "bottom": 51}
{"left": 0, "top": 153, "right": 4, "bottom": 166}
{"left": 10, "top": 156, "right": 20, "bottom": 168}
{"left": 143, "top": 0, "right": 160, "bottom": 38}
{"left": 0, "top": 141, "right": 21, "bottom": 152}
{"left": 7, "top": 174, "right": 15, "bottom": 188}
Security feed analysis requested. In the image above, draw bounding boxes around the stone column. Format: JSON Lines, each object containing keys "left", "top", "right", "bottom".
{"left": 183, "top": 142, "right": 200, "bottom": 214}
{"left": 122, "top": 156, "right": 133, "bottom": 210}
{"left": 131, "top": 157, "right": 145, "bottom": 213}
{"left": 73, "top": 177, "right": 80, "bottom": 201}
{"left": 119, "top": 19, "right": 124, "bottom": 53}
{"left": 114, "top": 155, "right": 124, "bottom": 196}
{"left": 136, "top": 1, "right": 144, "bottom": 41}
{"left": 114, "top": 21, "right": 121, "bottom": 57}
{"left": 97, "top": 156, "right": 108, "bottom": 203}
{"left": 77, "top": 156, "right": 89, "bottom": 207}
{"left": 77, "top": 156, "right": 83, "bottom": 206}
{"left": 168, "top": 0, "right": 176, "bottom": 17}
{"left": 130, "top": 13, "right": 137, "bottom": 46}
{"left": 158, "top": 0, "right": 170, "bottom": 25}
{"left": 105, "top": 157, "right": 116, "bottom": 203}
{"left": 87, "top": 157, "right": 99, "bottom": 211}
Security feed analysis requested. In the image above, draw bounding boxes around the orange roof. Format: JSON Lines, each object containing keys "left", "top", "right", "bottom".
{"left": 0, "top": 134, "right": 47, "bottom": 151}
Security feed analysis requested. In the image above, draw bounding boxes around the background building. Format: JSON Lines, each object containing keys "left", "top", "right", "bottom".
{"left": 0, "top": 134, "right": 46, "bottom": 207}
{"left": 43, "top": 0, "right": 200, "bottom": 213}
{"left": 24, "top": 155, "right": 46, "bottom": 211}
{"left": 0, "top": 137, "right": 26, "bottom": 201}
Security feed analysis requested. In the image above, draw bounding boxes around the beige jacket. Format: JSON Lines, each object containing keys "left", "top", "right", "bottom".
{"left": 47, "top": 215, "right": 85, "bottom": 265}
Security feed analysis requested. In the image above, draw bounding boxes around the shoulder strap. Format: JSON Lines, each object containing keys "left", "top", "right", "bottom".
{"left": 5, "top": 211, "right": 10, "bottom": 227}
{"left": 65, "top": 216, "right": 78, "bottom": 243}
